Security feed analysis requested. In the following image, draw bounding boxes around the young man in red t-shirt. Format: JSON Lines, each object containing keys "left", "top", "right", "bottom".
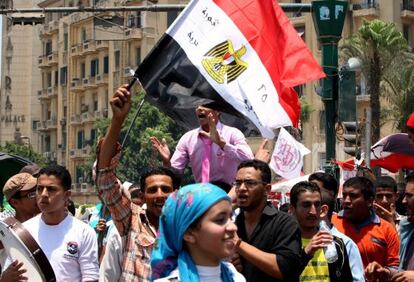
{"left": 331, "top": 176, "right": 400, "bottom": 281}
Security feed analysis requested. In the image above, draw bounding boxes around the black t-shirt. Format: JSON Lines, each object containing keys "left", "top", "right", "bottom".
{"left": 236, "top": 203, "right": 302, "bottom": 282}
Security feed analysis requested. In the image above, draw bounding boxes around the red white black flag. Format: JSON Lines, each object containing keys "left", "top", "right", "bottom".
{"left": 137, "top": 0, "right": 325, "bottom": 138}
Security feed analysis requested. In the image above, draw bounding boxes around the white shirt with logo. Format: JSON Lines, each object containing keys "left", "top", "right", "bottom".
{"left": 23, "top": 213, "right": 99, "bottom": 282}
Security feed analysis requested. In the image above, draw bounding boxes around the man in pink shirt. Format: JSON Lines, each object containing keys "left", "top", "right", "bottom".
{"left": 151, "top": 104, "right": 253, "bottom": 186}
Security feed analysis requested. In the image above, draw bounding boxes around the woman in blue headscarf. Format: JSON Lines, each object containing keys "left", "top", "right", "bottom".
{"left": 151, "top": 183, "right": 245, "bottom": 282}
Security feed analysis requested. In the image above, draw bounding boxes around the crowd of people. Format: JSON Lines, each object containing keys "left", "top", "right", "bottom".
{"left": 0, "top": 84, "right": 414, "bottom": 282}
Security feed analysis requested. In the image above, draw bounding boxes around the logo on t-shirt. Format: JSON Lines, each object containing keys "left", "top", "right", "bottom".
{"left": 67, "top": 241, "right": 78, "bottom": 255}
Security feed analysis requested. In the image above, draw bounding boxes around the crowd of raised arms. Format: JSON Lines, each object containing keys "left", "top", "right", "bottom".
{"left": 1, "top": 84, "right": 414, "bottom": 282}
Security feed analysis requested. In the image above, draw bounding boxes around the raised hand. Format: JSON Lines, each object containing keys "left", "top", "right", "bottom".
{"left": 109, "top": 84, "right": 132, "bottom": 122}
{"left": 150, "top": 137, "right": 171, "bottom": 165}
{"left": 254, "top": 139, "right": 270, "bottom": 163}
{"left": 373, "top": 202, "right": 396, "bottom": 225}
{"left": 199, "top": 113, "right": 226, "bottom": 148}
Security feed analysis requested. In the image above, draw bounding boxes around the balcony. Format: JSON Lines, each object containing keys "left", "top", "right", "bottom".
{"left": 46, "top": 118, "right": 58, "bottom": 130}
{"left": 47, "top": 86, "right": 58, "bottom": 98}
{"left": 81, "top": 111, "right": 95, "bottom": 123}
{"left": 48, "top": 20, "right": 59, "bottom": 33}
{"left": 36, "top": 121, "right": 48, "bottom": 131}
{"left": 71, "top": 44, "right": 81, "bottom": 57}
{"left": 70, "top": 114, "right": 81, "bottom": 125}
{"left": 96, "top": 40, "right": 109, "bottom": 50}
{"left": 83, "top": 76, "right": 97, "bottom": 89}
{"left": 47, "top": 52, "right": 58, "bottom": 66}
{"left": 38, "top": 55, "right": 49, "bottom": 69}
{"left": 402, "top": 1, "right": 414, "bottom": 19}
{"left": 69, "top": 148, "right": 83, "bottom": 159}
{"left": 96, "top": 73, "right": 108, "bottom": 85}
{"left": 43, "top": 151, "right": 56, "bottom": 160}
{"left": 352, "top": 2, "right": 379, "bottom": 18}
{"left": 71, "top": 78, "right": 82, "bottom": 92}
{"left": 81, "top": 40, "right": 97, "bottom": 55}
{"left": 124, "top": 29, "right": 143, "bottom": 40}
{"left": 38, "top": 89, "right": 49, "bottom": 101}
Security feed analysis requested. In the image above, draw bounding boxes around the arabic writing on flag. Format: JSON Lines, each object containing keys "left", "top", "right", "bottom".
{"left": 137, "top": 0, "right": 325, "bottom": 138}
{"left": 269, "top": 128, "right": 310, "bottom": 179}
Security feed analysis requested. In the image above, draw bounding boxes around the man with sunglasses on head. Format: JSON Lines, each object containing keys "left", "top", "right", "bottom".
{"left": 0, "top": 173, "right": 40, "bottom": 281}
{"left": 231, "top": 159, "right": 302, "bottom": 282}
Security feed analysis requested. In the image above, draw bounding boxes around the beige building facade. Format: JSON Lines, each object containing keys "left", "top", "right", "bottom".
{"left": 0, "top": 0, "right": 43, "bottom": 151}
{"left": 2, "top": 0, "right": 413, "bottom": 203}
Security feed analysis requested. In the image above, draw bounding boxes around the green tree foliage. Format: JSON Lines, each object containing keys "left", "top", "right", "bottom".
{"left": 340, "top": 20, "right": 411, "bottom": 143}
{"left": 81, "top": 91, "right": 189, "bottom": 185}
{"left": 0, "top": 142, "right": 49, "bottom": 166}
{"left": 382, "top": 60, "right": 414, "bottom": 131}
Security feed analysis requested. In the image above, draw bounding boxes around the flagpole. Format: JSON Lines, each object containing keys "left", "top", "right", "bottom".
{"left": 121, "top": 98, "right": 145, "bottom": 148}
{"left": 121, "top": 70, "right": 145, "bottom": 148}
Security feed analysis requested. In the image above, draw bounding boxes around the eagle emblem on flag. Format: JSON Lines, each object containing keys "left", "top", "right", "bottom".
{"left": 202, "top": 40, "right": 248, "bottom": 84}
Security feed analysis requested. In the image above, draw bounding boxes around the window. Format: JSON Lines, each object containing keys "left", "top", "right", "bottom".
{"left": 60, "top": 66, "right": 67, "bottom": 85}
{"left": 90, "top": 59, "right": 99, "bottom": 77}
{"left": 136, "top": 11, "right": 142, "bottom": 28}
{"left": 114, "top": 51, "right": 120, "bottom": 70}
{"left": 81, "top": 28, "right": 87, "bottom": 42}
{"left": 81, "top": 63, "right": 85, "bottom": 78}
{"left": 45, "top": 41, "right": 52, "bottom": 56}
{"left": 77, "top": 130, "right": 84, "bottom": 149}
{"left": 127, "top": 14, "right": 135, "bottom": 28}
{"left": 54, "top": 70, "right": 58, "bottom": 86}
{"left": 90, "top": 129, "right": 97, "bottom": 142}
{"left": 32, "top": 120, "right": 39, "bottom": 130}
{"left": 93, "top": 95, "right": 98, "bottom": 111}
{"left": 63, "top": 33, "right": 68, "bottom": 51}
{"left": 167, "top": 11, "right": 178, "bottom": 27}
{"left": 136, "top": 47, "right": 141, "bottom": 66}
{"left": 47, "top": 72, "right": 52, "bottom": 87}
{"left": 403, "top": 24, "right": 410, "bottom": 42}
{"left": 103, "top": 56, "right": 109, "bottom": 73}
{"left": 45, "top": 135, "right": 51, "bottom": 152}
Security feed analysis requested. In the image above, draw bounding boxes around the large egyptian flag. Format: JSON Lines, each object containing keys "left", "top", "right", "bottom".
{"left": 137, "top": 0, "right": 325, "bottom": 138}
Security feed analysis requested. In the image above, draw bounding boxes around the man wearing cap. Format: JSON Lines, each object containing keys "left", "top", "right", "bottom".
{"left": 0, "top": 173, "right": 40, "bottom": 281}
{"left": 151, "top": 104, "right": 254, "bottom": 184}
{"left": 407, "top": 112, "right": 414, "bottom": 146}
{"left": 2, "top": 173, "right": 39, "bottom": 224}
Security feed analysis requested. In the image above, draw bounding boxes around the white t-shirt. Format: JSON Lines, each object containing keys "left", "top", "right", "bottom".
{"left": 154, "top": 262, "right": 246, "bottom": 282}
{"left": 23, "top": 213, "right": 99, "bottom": 282}
{"left": 99, "top": 226, "right": 124, "bottom": 282}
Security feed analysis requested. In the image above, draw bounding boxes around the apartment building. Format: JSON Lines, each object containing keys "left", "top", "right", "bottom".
{"left": 35, "top": 0, "right": 177, "bottom": 203}
{"left": 0, "top": 0, "right": 43, "bottom": 151}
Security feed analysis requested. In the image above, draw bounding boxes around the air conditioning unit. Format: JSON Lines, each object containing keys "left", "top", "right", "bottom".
{"left": 96, "top": 74, "right": 101, "bottom": 81}
{"left": 81, "top": 183, "right": 88, "bottom": 192}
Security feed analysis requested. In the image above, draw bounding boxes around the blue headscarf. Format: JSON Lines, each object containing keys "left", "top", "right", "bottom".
{"left": 151, "top": 183, "right": 234, "bottom": 281}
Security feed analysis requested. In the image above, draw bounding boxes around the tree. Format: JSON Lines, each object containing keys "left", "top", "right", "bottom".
{"left": 382, "top": 60, "right": 414, "bottom": 131}
{"left": 0, "top": 142, "right": 49, "bottom": 166}
{"left": 341, "top": 20, "right": 410, "bottom": 144}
